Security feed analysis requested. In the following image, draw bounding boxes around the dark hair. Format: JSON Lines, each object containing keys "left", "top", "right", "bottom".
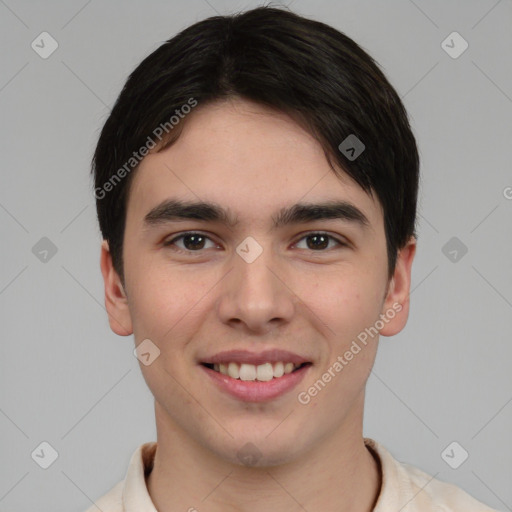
{"left": 92, "top": 5, "right": 419, "bottom": 283}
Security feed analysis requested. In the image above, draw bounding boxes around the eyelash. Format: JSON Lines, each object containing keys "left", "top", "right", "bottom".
{"left": 163, "top": 231, "right": 347, "bottom": 254}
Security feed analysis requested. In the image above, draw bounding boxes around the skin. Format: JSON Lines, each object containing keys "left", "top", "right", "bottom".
{"left": 100, "top": 97, "right": 416, "bottom": 512}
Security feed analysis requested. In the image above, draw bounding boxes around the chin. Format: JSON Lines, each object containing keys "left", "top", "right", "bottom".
{"left": 211, "top": 431, "right": 310, "bottom": 469}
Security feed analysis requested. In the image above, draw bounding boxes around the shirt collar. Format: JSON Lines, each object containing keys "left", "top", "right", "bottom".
{"left": 123, "top": 441, "right": 158, "bottom": 512}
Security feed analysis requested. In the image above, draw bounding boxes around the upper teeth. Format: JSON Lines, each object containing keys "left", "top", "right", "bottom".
{"left": 212, "top": 362, "right": 301, "bottom": 381}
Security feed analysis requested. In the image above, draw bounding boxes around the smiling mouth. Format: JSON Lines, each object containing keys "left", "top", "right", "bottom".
{"left": 201, "top": 361, "right": 311, "bottom": 381}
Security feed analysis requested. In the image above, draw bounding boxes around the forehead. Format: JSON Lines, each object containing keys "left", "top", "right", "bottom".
{"left": 126, "top": 98, "right": 382, "bottom": 230}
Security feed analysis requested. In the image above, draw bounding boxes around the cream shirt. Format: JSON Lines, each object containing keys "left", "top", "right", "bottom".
{"left": 84, "top": 438, "right": 498, "bottom": 511}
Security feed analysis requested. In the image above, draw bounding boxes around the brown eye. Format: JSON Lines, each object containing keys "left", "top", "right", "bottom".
{"left": 164, "top": 232, "right": 216, "bottom": 252}
{"left": 295, "top": 232, "right": 344, "bottom": 251}
{"left": 306, "top": 234, "right": 329, "bottom": 250}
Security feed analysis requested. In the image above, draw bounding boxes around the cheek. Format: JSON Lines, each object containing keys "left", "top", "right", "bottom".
{"left": 297, "top": 272, "right": 383, "bottom": 412}
{"left": 124, "top": 254, "right": 178, "bottom": 337}
{"left": 295, "top": 266, "right": 385, "bottom": 343}
{"left": 126, "top": 256, "right": 214, "bottom": 344}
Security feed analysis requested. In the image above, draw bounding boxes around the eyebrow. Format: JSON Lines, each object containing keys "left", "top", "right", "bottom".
{"left": 143, "top": 199, "right": 370, "bottom": 231}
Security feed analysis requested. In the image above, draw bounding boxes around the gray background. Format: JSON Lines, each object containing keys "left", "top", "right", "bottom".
{"left": 0, "top": 0, "right": 511, "bottom": 511}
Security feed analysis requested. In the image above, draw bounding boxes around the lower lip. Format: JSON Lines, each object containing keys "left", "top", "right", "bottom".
{"left": 200, "top": 364, "right": 311, "bottom": 402}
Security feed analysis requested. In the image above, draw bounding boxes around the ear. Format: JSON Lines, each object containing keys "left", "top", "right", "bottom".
{"left": 100, "top": 239, "right": 133, "bottom": 336}
{"left": 379, "top": 236, "right": 416, "bottom": 337}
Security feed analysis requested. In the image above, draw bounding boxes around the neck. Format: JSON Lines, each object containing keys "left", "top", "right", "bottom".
{"left": 146, "top": 400, "right": 381, "bottom": 512}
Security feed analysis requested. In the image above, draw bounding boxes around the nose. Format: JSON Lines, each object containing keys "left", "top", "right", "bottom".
{"left": 216, "top": 241, "right": 296, "bottom": 334}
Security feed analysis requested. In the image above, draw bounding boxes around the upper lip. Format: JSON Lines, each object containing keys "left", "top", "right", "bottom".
{"left": 201, "top": 349, "right": 311, "bottom": 366}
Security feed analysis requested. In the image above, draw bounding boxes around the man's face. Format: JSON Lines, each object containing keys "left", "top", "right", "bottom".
{"left": 102, "top": 98, "right": 414, "bottom": 466}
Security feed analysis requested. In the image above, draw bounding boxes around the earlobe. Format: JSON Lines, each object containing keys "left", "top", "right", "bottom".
{"left": 100, "top": 240, "right": 133, "bottom": 336}
{"left": 379, "top": 237, "right": 416, "bottom": 337}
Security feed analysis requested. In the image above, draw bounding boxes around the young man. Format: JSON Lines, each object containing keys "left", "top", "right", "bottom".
{"left": 87, "top": 6, "right": 497, "bottom": 512}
